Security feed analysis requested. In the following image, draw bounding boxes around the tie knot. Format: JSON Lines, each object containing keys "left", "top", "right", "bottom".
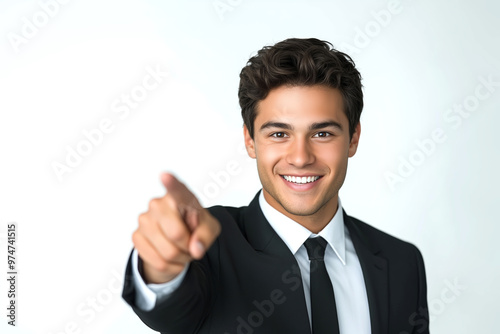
{"left": 304, "top": 236, "right": 328, "bottom": 261}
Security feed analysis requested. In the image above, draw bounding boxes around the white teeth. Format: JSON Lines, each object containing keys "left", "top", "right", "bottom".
{"left": 283, "top": 175, "right": 320, "bottom": 184}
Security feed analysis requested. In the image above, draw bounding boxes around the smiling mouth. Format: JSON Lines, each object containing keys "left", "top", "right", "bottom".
{"left": 280, "top": 175, "right": 323, "bottom": 184}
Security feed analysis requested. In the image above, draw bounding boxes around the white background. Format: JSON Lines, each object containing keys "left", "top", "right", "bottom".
{"left": 1, "top": 0, "right": 499, "bottom": 333}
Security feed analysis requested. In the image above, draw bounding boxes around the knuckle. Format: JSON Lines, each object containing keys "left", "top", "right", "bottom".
{"left": 166, "top": 246, "right": 181, "bottom": 260}
{"left": 157, "top": 249, "right": 178, "bottom": 265}
{"left": 131, "top": 230, "right": 141, "bottom": 246}
{"left": 168, "top": 226, "right": 186, "bottom": 243}
{"left": 148, "top": 198, "right": 160, "bottom": 211}
{"left": 137, "top": 213, "right": 150, "bottom": 229}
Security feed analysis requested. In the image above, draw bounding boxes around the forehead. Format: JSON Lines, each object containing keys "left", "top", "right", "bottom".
{"left": 255, "top": 85, "right": 346, "bottom": 126}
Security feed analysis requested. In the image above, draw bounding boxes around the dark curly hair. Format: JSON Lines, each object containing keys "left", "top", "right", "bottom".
{"left": 238, "top": 38, "right": 363, "bottom": 140}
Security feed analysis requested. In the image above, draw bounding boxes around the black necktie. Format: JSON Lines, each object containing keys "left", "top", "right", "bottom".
{"left": 304, "top": 237, "right": 340, "bottom": 334}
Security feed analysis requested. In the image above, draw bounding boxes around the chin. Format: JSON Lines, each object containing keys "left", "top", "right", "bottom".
{"left": 280, "top": 200, "right": 322, "bottom": 217}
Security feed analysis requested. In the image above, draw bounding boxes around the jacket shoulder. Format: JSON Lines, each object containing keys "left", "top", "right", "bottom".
{"left": 345, "top": 212, "right": 424, "bottom": 256}
{"left": 206, "top": 203, "right": 246, "bottom": 223}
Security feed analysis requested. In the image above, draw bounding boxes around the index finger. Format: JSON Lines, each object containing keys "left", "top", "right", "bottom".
{"left": 160, "top": 172, "right": 202, "bottom": 209}
{"left": 160, "top": 172, "right": 202, "bottom": 231}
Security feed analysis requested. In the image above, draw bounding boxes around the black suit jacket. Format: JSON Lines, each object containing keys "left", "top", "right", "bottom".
{"left": 122, "top": 190, "right": 430, "bottom": 334}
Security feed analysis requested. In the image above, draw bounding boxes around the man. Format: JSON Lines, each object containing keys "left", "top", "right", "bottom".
{"left": 122, "top": 38, "right": 430, "bottom": 334}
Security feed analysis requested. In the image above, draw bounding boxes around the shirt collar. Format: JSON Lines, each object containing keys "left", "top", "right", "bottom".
{"left": 258, "top": 190, "right": 346, "bottom": 265}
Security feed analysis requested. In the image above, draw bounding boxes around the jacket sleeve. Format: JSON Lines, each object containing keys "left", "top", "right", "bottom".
{"left": 122, "top": 242, "right": 219, "bottom": 334}
{"left": 410, "top": 245, "right": 430, "bottom": 334}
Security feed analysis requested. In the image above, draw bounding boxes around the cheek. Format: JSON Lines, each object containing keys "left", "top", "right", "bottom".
{"left": 256, "top": 144, "right": 282, "bottom": 165}
{"left": 317, "top": 143, "right": 348, "bottom": 167}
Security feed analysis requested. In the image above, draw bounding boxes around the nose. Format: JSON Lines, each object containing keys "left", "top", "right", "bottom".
{"left": 285, "top": 136, "right": 315, "bottom": 167}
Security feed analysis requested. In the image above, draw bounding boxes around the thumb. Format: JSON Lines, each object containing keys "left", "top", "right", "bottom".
{"left": 189, "top": 210, "right": 221, "bottom": 259}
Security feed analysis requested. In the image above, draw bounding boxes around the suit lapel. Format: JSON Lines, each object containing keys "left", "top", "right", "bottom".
{"left": 240, "top": 190, "right": 388, "bottom": 333}
{"left": 241, "top": 190, "right": 293, "bottom": 258}
{"left": 241, "top": 190, "right": 312, "bottom": 334}
{"left": 344, "top": 211, "right": 389, "bottom": 334}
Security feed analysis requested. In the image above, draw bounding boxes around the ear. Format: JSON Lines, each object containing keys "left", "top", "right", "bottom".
{"left": 243, "top": 124, "right": 256, "bottom": 159}
{"left": 348, "top": 122, "right": 361, "bottom": 158}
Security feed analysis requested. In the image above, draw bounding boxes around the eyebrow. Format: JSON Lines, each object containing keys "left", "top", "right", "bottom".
{"left": 259, "top": 120, "right": 343, "bottom": 132}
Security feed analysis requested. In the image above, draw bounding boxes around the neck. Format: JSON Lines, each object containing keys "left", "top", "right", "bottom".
{"left": 263, "top": 190, "right": 339, "bottom": 234}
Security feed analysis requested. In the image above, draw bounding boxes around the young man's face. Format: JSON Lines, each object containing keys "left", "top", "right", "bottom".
{"left": 244, "top": 85, "right": 360, "bottom": 232}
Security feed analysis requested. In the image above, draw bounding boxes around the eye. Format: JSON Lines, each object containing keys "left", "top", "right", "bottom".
{"left": 314, "top": 132, "right": 333, "bottom": 138}
{"left": 271, "top": 132, "right": 288, "bottom": 138}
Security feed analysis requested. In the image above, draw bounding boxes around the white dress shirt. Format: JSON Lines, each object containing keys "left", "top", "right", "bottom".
{"left": 131, "top": 190, "right": 372, "bottom": 334}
